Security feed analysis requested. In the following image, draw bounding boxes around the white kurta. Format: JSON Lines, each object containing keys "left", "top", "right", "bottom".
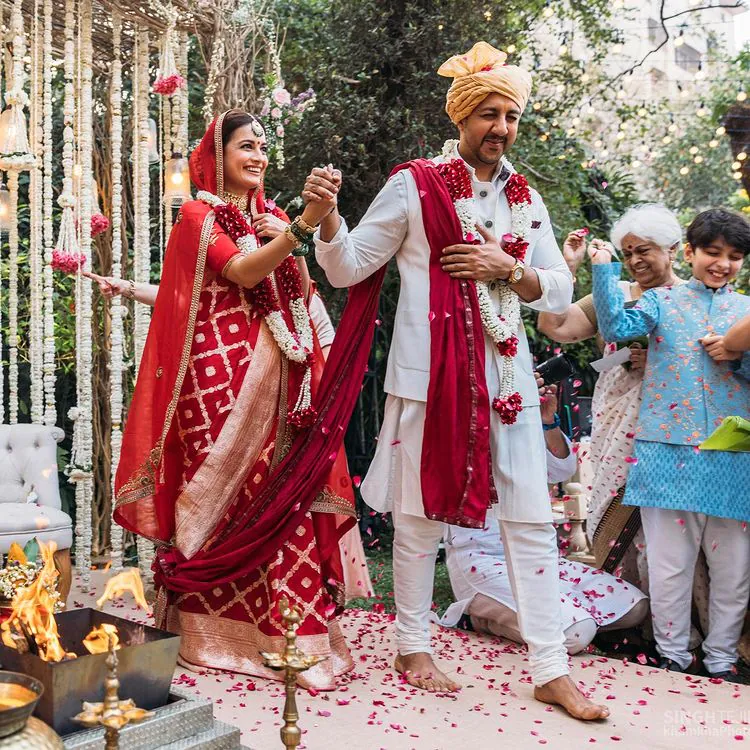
{"left": 316, "top": 148, "right": 573, "bottom": 523}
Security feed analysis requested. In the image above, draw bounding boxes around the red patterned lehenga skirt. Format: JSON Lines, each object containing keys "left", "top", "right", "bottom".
{"left": 164, "top": 273, "right": 354, "bottom": 689}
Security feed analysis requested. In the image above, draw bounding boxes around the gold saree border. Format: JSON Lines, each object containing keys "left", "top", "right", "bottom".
{"left": 168, "top": 609, "right": 354, "bottom": 691}
{"left": 310, "top": 486, "right": 357, "bottom": 518}
{"left": 115, "top": 211, "right": 215, "bottom": 511}
{"left": 174, "top": 322, "right": 282, "bottom": 558}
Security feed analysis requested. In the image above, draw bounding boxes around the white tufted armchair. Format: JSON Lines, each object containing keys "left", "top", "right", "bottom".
{"left": 0, "top": 424, "right": 73, "bottom": 603}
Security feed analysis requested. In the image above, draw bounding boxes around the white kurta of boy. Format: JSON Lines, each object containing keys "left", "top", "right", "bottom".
{"left": 315, "top": 145, "right": 573, "bottom": 522}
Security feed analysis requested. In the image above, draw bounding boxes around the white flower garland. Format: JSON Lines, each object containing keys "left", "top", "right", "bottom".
{"left": 29, "top": 0, "right": 44, "bottom": 425}
{"left": 70, "top": 0, "right": 94, "bottom": 592}
{"left": 0, "top": 0, "right": 35, "bottom": 170}
{"left": 133, "top": 28, "right": 152, "bottom": 374}
{"left": 0, "top": 0, "right": 4, "bottom": 423}
{"left": 133, "top": 27, "right": 155, "bottom": 584}
{"left": 176, "top": 32, "right": 189, "bottom": 155}
{"left": 202, "top": 36, "right": 224, "bottom": 123}
{"left": 54, "top": 0, "right": 79, "bottom": 262}
{"left": 108, "top": 11, "right": 125, "bottom": 572}
{"left": 42, "top": 0, "right": 55, "bottom": 427}
{"left": 7, "top": 171, "right": 19, "bottom": 424}
{"left": 438, "top": 140, "right": 532, "bottom": 424}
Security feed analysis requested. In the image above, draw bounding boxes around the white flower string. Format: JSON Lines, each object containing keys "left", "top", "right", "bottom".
{"left": 0, "top": 0, "right": 4, "bottom": 424}
{"left": 0, "top": 0, "right": 35, "bottom": 170}
{"left": 42, "top": 0, "right": 55, "bottom": 427}
{"left": 29, "top": 0, "right": 44, "bottom": 424}
{"left": 54, "top": 0, "right": 79, "bottom": 264}
{"left": 133, "top": 27, "right": 155, "bottom": 584}
{"left": 175, "top": 32, "right": 189, "bottom": 155}
{"left": 133, "top": 28, "right": 152, "bottom": 373}
{"left": 69, "top": 0, "right": 94, "bottom": 591}
{"left": 3, "top": 0, "right": 35, "bottom": 424}
{"left": 108, "top": 11, "right": 125, "bottom": 572}
{"left": 159, "top": 95, "right": 166, "bottom": 267}
{"left": 202, "top": 35, "right": 224, "bottom": 123}
{"left": 7, "top": 170, "right": 19, "bottom": 424}
{"left": 437, "top": 142, "right": 532, "bottom": 425}
{"left": 196, "top": 190, "right": 317, "bottom": 424}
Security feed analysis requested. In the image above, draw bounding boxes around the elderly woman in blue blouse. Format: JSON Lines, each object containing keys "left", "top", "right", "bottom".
{"left": 591, "top": 208, "right": 750, "bottom": 682}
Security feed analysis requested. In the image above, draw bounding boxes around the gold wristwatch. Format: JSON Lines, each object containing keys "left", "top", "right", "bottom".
{"left": 507, "top": 261, "right": 525, "bottom": 285}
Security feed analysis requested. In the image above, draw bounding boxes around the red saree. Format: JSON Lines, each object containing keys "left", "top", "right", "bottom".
{"left": 114, "top": 112, "right": 355, "bottom": 688}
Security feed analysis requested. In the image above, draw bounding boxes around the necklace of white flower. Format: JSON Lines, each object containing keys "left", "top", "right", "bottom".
{"left": 439, "top": 140, "right": 532, "bottom": 423}
{"left": 196, "top": 190, "right": 314, "bottom": 370}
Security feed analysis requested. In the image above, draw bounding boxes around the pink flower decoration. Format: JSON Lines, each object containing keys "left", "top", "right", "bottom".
{"left": 52, "top": 249, "right": 86, "bottom": 274}
{"left": 272, "top": 87, "right": 291, "bottom": 106}
{"left": 91, "top": 213, "right": 110, "bottom": 237}
{"left": 153, "top": 74, "right": 186, "bottom": 96}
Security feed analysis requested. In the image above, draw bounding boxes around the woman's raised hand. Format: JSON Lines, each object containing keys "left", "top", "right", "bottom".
{"left": 302, "top": 165, "right": 341, "bottom": 225}
{"left": 587, "top": 238, "right": 614, "bottom": 265}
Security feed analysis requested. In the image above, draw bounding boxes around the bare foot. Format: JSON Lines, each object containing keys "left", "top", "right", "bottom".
{"left": 394, "top": 652, "right": 460, "bottom": 693}
{"left": 534, "top": 675, "right": 610, "bottom": 721}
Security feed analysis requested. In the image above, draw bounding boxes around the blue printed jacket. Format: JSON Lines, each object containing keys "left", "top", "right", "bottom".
{"left": 592, "top": 262, "right": 750, "bottom": 446}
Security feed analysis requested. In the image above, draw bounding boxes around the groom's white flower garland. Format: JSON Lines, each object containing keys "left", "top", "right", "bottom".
{"left": 437, "top": 140, "right": 533, "bottom": 424}
{"left": 196, "top": 190, "right": 317, "bottom": 425}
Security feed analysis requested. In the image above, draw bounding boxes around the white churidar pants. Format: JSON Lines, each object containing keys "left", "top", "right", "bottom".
{"left": 391, "top": 499, "right": 570, "bottom": 686}
{"left": 641, "top": 507, "right": 750, "bottom": 674}
{"left": 363, "top": 389, "right": 570, "bottom": 687}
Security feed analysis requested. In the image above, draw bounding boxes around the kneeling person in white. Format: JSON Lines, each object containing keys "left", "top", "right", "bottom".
{"left": 442, "top": 383, "right": 648, "bottom": 651}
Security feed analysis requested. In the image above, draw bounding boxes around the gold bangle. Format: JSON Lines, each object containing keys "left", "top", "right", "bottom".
{"left": 295, "top": 215, "right": 318, "bottom": 234}
{"left": 127, "top": 279, "right": 136, "bottom": 299}
{"left": 284, "top": 224, "right": 302, "bottom": 250}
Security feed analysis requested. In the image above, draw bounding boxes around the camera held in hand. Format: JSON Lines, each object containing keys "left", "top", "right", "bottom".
{"left": 535, "top": 352, "right": 578, "bottom": 386}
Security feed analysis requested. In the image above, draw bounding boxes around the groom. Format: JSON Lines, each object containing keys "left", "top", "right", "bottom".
{"left": 307, "top": 42, "right": 608, "bottom": 720}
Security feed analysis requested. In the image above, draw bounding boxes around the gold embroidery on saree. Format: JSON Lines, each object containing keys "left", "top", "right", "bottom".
{"left": 116, "top": 211, "right": 215, "bottom": 509}
{"left": 310, "top": 487, "right": 357, "bottom": 517}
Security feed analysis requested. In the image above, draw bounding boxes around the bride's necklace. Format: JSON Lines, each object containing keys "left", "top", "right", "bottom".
{"left": 221, "top": 191, "right": 249, "bottom": 213}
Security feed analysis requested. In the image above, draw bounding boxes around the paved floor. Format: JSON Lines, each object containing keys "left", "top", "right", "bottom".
{"left": 71, "top": 570, "right": 749, "bottom": 750}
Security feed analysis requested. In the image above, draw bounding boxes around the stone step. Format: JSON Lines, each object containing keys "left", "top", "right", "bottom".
{"left": 64, "top": 691, "right": 216, "bottom": 750}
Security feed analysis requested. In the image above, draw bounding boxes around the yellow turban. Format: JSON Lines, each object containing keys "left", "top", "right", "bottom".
{"left": 438, "top": 41, "right": 533, "bottom": 124}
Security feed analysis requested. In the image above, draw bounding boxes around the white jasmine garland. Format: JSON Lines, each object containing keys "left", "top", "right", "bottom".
{"left": 70, "top": 0, "right": 95, "bottom": 591}
{"left": 132, "top": 27, "right": 155, "bottom": 585}
{"left": 42, "top": 0, "right": 55, "bottom": 427}
{"left": 196, "top": 191, "right": 316, "bottom": 416}
{"left": 29, "top": 1, "right": 44, "bottom": 424}
{"left": 438, "top": 141, "right": 532, "bottom": 424}
{"left": 7, "top": 172, "right": 19, "bottom": 424}
{"left": 108, "top": 11, "right": 125, "bottom": 572}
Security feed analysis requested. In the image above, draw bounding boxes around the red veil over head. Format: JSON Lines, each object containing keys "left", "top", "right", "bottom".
{"left": 115, "top": 111, "right": 375, "bottom": 597}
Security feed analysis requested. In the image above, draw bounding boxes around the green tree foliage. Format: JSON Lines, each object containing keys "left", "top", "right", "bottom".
{"left": 269, "top": 0, "right": 637, "bottom": 374}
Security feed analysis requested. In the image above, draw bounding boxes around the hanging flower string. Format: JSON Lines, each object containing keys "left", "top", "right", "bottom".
{"left": 151, "top": 1, "right": 185, "bottom": 97}
{"left": 197, "top": 190, "right": 317, "bottom": 427}
{"left": 436, "top": 142, "right": 532, "bottom": 425}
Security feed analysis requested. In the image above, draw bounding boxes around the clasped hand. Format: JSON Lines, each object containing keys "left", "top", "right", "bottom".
{"left": 699, "top": 334, "right": 742, "bottom": 362}
{"left": 440, "top": 224, "right": 515, "bottom": 281}
{"left": 302, "top": 165, "right": 342, "bottom": 225}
